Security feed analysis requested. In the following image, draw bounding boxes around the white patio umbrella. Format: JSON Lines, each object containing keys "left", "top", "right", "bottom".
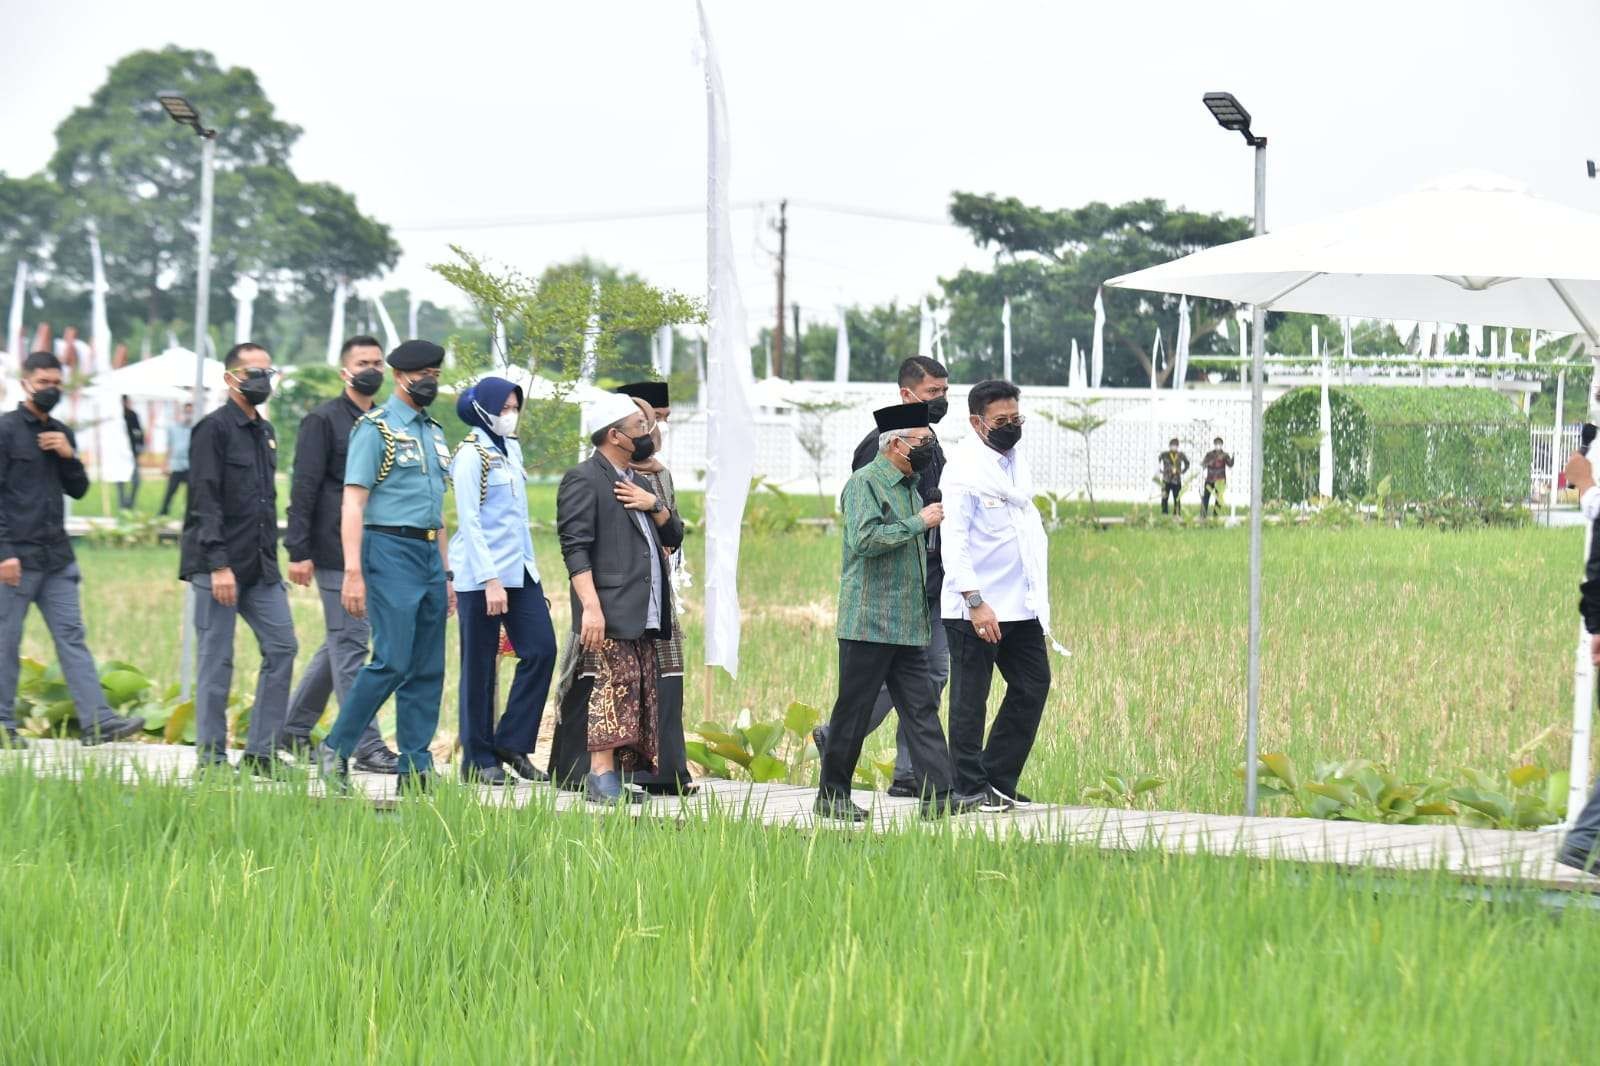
{"left": 1109, "top": 171, "right": 1600, "bottom": 823}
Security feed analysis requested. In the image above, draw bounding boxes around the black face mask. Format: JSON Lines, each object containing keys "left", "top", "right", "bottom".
{"left": 236, "top": 375, "right": 273, "bottom": 406}
{"left": 983, "top": 422, "right": 1022, "bottom": 453}
{"left": 403, "top": 376, "right": 439, "bottom": 407}
{"left": 904, "top": 438, "right": 936, "bottom": 471}
{"left": 29, "top": 386, "right": 61, "bottom": 413}
{"left": 347, "top": 368, "right": 384, "bottom": 396}
{"left": 623, "top": 432, "right": 657, "bottom": 463}
{"left": 924, "top": 396, "right": 949, "bottom": 423}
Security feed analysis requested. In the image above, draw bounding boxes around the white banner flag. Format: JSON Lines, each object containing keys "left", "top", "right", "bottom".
{"left": 1001, "top": 298, "right": 1013, "bottom": 380}
{"left": 655, "top": 323, "right": 674, "bottom": 376}
{"left": 326, "top": 278, "right": 348, "bottom": 365}
{"left": 370, "top": 292, "right": 402, "bottom": 353}
{"left": 88, "top": 223, "right": 110, "bottom": 379}
{"left": 1173, "top": 295, "right": 1191, "bottom": 391}
{"left": 7, "top": 260, "right": 26, "bottom": 371}
{"left": 231, "top": 275, "right": 259, "bottom": 347}
{"left": 1091, "top": 286, "right": 1106, "bottom": 387}
{"left": 834, "top": 305, "right": 850, "bottom": 383}
{"left": 698, "top": 0, "right": 757, "bottom": 679}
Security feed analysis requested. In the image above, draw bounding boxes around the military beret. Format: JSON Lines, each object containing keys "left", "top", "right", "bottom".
{"left": 388, "top": 339, "right": 445, "bottom": 370}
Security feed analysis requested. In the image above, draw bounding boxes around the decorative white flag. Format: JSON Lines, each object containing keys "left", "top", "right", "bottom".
{"left": 1150, "top": 327, "right": 1164, "bottom": 389}
{"left": 7, "top": 260, "right": 26, "bottom": 370}
{"left": 407, "top": 292, "right": 420, "bottom": 340}
{"left": 88, "top": 223, "right": 110, "bottom": 378}
{"left": 833, "top": 305, "right": 850, "bottom": 383}
{"left": 1216, "top": 317, "right": 1229, "bottom": 344}
{"left": 698, "top": 0, "right": 758, "bottom": 679}
{"left": 231, "top": 275, "right": 259, "bottom": 347}
{"left": 655, "top": 323, "right": 674, "bottom": 377}
{"left": 1489, "top": 328, "right": 1498, "bottom": 358}
{"left": 326, "top": 278, "right": 348, "bottom": 365}
{"left": 919, "top": 301, "right": 935, "bottom": 358}
{"left": 581, "top": 281, "right": 600, "bottom": 383}
{"left": 494, "top": 315, "right": 509, "bottom": 366}
{"left": 369, "top": 292, "right": 402, "bottom": 353}
{"left": 1503, "top": 327, "right": 1512, "bottom": 361}
{"left": 1001, "top": 298, "right": 1013, "bottom": 380}
{"left": 1236, "top": 309, "right": 1250, "bottom": 361}
{"left": 1342, "top": 316, "right": 1353, "bottom": 384}
{"left": 1173, "top": 295, "right": 1191, "bottom": 391}
{"left": 1068, "top": 337, "right": 1082, "bottom": 389}
{"left": 1091, "top": 286, "right": 1106, "bottom": 387}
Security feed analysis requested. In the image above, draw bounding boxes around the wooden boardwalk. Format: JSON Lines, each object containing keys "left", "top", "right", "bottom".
{"left": 6, "top": 739, "right": 1596, "bottom": 894}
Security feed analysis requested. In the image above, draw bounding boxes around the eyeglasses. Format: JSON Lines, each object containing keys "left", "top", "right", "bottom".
{"left": 984, "top": 416, "right": 1025, "bottom": 430}
{"left": 234, "top": 367, "right": 278, "bottom": 380}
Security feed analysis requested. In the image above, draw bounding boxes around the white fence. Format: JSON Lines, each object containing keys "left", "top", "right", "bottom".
{"left": 657, "top": 380, "right": 1573, "bottom": 504}
{"left": 659, "top": 384, "right": 1258, "bottom": 504}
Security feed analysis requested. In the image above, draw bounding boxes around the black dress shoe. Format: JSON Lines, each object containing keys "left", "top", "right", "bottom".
{"left": 396, "top": 770, "right": 433, "bottom": 794}
{"left": 315, "top": 741, "right": 351, "bottom": 793}
{"left": 460, "top": 763, "right": 509, "bottom": 786}
{"left": 353, "top": 748, "right": 400, "bottom": 774}
{"left": 886, "top": 778, "right": 921, "bottom": 799}
{"left": 81, "top": 714, "right": 146, "bottom": 746}
{"left": 1557, "top": 841, "right": 1599, "bottom": 874}
{"left": 495, "top": 748, "right": 549, "bottom": 783}
{"left": 813, "top": 791, "right": 869, "bottom": 823}
{"left": 922, "top": 791, "right": 986, "bottom": 818}
{"left": 1, "top": 727, "right": 27, "bottom": 749}
{"left": 239, "top": 752, "right": 295, "bottom": 779}
{"left": 278, "top": 735, "right": 314, "bottom": 759}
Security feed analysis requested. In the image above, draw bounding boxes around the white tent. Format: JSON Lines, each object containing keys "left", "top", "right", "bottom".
{"left": 91, "top": 347, "right": 227, "bottom": 403}
{"left": 1109, "top": 170, "right": 1600, "bottom": 825}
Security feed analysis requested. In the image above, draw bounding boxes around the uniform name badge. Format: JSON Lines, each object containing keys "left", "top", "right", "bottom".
{"left": 395, "top": 434, "right": 422, "bottom": 466}
{"left": 433, "top": 437, "right": 451, "bottom": 464}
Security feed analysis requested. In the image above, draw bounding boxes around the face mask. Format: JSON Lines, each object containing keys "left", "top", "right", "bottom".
{"left": 235, "top": 373, "right": 273, "bottom": 406}
{"left": 403, "top": 375, "right": 439, "bottom": 407}
{"left": 623, "top": 432, "right": 656, "bottom": 463}
{"left": 924, "top": 396, "right": 949, "bottom": 423}
{"left": 983, "top": 421, "right": 1022, "bottom": 453}
{"left": 489, "top": 412, "right": 520, "bottom": 438}
{"left": 903, "top": 438, "right": 936, "bottom": 471}
{"left": 346, "top": 368, "right": 383, "bottom": 396}
{"left": 28, "top": 385, "right": 61, "bottom": 413}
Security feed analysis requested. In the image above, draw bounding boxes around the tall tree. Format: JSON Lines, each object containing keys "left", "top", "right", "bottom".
{"left": 942, "top": 194, "right": 1252, "bottom": 386}
{"left": 47, "top": 46, "right": 396, "bottom": 349}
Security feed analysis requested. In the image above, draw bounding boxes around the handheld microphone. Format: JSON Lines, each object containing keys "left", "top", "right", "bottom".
{"left": 925, "top": 487, "right": 942, "bottom": 554}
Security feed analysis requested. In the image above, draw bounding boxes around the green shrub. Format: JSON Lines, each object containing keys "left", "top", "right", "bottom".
{"left": 1264, "top": 386, "right": 1528, "bottom": 505}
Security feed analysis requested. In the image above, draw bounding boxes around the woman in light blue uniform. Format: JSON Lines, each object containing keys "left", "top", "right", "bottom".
{"left": 450, "top": 377, "right": 557, "bottom": 785}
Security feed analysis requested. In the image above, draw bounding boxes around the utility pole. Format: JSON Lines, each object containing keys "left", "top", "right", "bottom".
{"left": 773, "top": 199, "right": 787, "bottom": 379}
{"left": 791, "top": 303, "right": 801, "bottom": 381}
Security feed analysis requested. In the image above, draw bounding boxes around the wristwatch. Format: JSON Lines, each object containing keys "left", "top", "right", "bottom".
{"left": 444, "top": 569, "right": 454, "bottom": 582}
{"left": 964, "top": 591, "right": 984, "bottom": 609}
{"left": 649, "top": 498, "right": 665, "bottom": 515}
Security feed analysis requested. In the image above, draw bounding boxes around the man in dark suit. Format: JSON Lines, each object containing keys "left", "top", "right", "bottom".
{"left": 280, "top": 335, "right": 398, "bottom": 771}
{"left": 813, "top": 355, "right": 951, "bottom": 796}
{"left": 549, "top": 392, "right": 684, "bottom": 804}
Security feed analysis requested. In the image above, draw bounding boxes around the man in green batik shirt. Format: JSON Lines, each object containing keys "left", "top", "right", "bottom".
{"left": 816, "top": 401, "right": 977, "bottom": 822}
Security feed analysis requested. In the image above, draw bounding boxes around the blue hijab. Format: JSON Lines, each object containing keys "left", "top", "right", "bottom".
{"left": 457, "top": 376, "right": 524, "bottom": 454}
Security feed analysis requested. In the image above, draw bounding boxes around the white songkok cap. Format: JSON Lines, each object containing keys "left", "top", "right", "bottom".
{"left": 581, "top": 391, "right": 644, "bottom": 438}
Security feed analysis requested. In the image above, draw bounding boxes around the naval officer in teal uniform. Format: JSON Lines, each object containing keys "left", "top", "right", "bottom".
{"left": 317, "top": 339, "right": 456, "bottom": 789}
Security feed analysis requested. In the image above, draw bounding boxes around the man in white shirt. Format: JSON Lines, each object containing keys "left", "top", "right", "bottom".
{"left": 940, "top": 380, "right": 1053, "bottom": 812}
{"left": 1559, "top": 447, "right": 1600, "bottom": 871}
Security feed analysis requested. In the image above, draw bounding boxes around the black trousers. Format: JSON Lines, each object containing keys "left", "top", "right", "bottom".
{"left": 158, "top": 471, "right": 188, "bottom": 516}
{"left": 819, "top": 639, "right": 952, "bottom": 800}
{"left": 945, "top": 618, "right": 1050, "bottom": 797}
{"left": 1160, "top": 480, "right": 1182, "bottom": 514}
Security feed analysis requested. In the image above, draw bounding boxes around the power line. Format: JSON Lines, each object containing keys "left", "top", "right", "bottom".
{"left": 392, "top": 197, "right": 956, "bottom": 233}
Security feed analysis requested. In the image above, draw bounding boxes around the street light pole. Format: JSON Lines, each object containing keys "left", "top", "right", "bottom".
{"left": 159, "top": 93, "right": 218, "bottom": 703}
{"left": 1204, "top": 92, "right": 1267, "bottom": 816}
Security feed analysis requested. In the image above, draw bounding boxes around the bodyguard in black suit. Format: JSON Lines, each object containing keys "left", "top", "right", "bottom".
{"left": 548, "top": 393, "right": 684, "bottom": 803}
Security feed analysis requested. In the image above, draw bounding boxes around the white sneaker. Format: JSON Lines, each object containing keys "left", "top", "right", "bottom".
{"left": 990, "top": 786, "right": 1032, "bottom": 809}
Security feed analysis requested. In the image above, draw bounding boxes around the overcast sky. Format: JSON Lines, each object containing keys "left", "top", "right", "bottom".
{"left": 3, "top": 0, "right": 1597, "bottom": 333}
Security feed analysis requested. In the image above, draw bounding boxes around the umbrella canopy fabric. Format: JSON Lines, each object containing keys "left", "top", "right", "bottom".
{"left": 1107, "top": 172, "right": 1600, "bottom": 338}
{"left": 90, "top": 347, "right": 226, "bottom": 401}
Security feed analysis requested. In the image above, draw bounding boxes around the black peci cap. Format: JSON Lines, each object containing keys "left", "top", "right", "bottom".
{"left": 615, "top": 381, "right": 669, "bottom": 408}
{"left": 873, "top": 402, "right": 931, "bottom": 433}
{"left": 388, "top": 339, "right": 445, "bottom": 370}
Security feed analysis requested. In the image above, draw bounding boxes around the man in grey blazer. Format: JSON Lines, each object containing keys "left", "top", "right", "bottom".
{"left": 549, "top": 392, "right": 684, "bottom": 804}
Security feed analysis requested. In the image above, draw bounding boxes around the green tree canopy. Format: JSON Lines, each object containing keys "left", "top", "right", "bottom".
{"left": 940, "top": 194, "right": 1252, "bottom": 386}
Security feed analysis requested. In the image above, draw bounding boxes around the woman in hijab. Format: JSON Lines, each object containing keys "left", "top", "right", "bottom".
{"left": 449, "top": 376, "right": 557, "bottom": 785}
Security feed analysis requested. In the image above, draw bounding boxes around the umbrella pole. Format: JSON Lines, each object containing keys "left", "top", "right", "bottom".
{"left": 1244, "top": 141, "right": 1266, "bottom": 817}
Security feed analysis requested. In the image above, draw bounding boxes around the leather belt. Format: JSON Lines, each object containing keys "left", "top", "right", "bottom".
{"left": 365, "top": 524, "right": 438, "bottom": 542}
